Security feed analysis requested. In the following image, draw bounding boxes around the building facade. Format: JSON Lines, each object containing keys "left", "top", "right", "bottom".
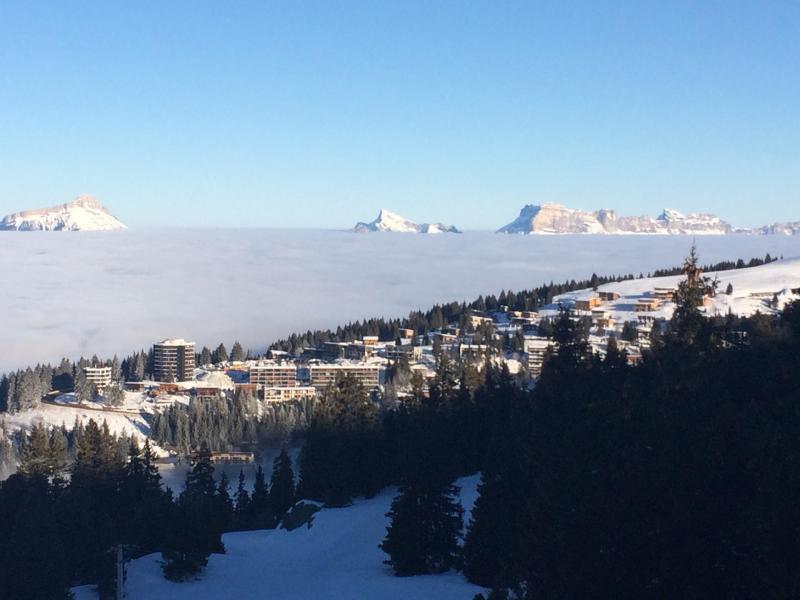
{"left": 84, "top": 366, "right": 112, "bottom": 390}
{"left": 153, "top": 339, "right": 195, "bottom": 382}
{"left": 249, "top": 363, "right": 298, "bottom": 387}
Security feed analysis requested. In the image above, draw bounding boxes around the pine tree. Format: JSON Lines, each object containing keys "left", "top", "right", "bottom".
{"left": 381, "top": 480, "right": 464, "bottom": 576}
{"left": 250, "top": 465, "right": 274, "bottom": 528}
{"left": 212, "top": 343, "right": 229, "bottom": 364}
{"left": 234, "top": 470, "right": 251, "bottom": 526}
{"left": 199, "top": 346, "right": 213, "bottom": 366}
{"left": 230, "top": 341, "right": 246, "bottom": 362}
{"left": 163, "top": 448, "right": 224, "bottom": 580}
{"left": 269, "top": 449, "right": 296, "bottom": 520}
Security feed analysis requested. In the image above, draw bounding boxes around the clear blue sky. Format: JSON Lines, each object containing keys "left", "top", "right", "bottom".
{"left": 0, "top": 1, "right": 797, "bottom": 229}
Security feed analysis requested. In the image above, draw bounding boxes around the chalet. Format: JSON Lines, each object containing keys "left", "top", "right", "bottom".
{"left": 598, "top": 291, "right": 621, "bottom": 301}
{"left": 468, "top": 314, "right": 494, "bottom": 328}
{"left": 574, "top": 296, "right": 602, "bottom": 312}
{"left": 634, "top": 298, "right": 661, "bottom": 312}
{"left": 652, "top": 287, "right": 676, "bottom": 301}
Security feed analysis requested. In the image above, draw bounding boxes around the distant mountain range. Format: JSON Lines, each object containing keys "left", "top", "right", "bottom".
{"left": 0, "top": 195, "right": 126, "bottom": 231}
{"left": 354, "top": 209, "right": 461, "bottom": 234}
{"left": 497, "top": 203, "right": 799, "bottom": 235}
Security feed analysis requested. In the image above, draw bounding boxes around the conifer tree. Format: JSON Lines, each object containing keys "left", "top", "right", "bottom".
{"left": 381, "top": 480, "right": 464, "bottom": 576}
{"left": 230, "top": 341, "right": 246, "bottom": 362}
{"left": 234, "top": 469, "right": 251, "bottom": 526}
{"left": 269, "top": 449, "right": 296, "bottom": 519}
{"left": 250, "top": 464, "right": 274, "bottom": 528}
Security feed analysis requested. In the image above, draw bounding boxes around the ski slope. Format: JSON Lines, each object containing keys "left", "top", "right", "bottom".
{"left": 547, "top": 256, "right": 800, "bottom": 322}
{"left": 73, "top": 475, "right": 487, "bottom": 600}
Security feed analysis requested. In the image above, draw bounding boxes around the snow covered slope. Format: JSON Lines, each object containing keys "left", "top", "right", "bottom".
{"left": 73, "top": 475, "right": 487, "bottom": 600}
{"left": 498, "top": 203, "right": 730, "bottom": 235}
{"left": 0, "top": 194, "right": 126, "bottom": 231}
{"left": 354, "top": 209, "right": 461, "bottom": 233}
{"left": 547, "top": 256, "right": 800, "bottom": 322}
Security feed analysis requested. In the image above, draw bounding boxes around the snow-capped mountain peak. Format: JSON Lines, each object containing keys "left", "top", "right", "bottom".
{"left": 354, "top": 209, "right": 461, "bottom": 234}
{"left": 0, "top": 195, "right": 127, "bottom": 231}
{"left": 497, "top": 203, "right": 731, "bottom": 235}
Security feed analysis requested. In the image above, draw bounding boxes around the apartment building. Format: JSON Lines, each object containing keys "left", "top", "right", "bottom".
{"left": 385, "top": 343, "right": 423, "bottom": 361}
{"left": 263, "top": 386, "right": 317, "bottom": 403}
{"left": 249, "top": 363, "right": 298, "bottom": 387}
{"left": 153, "top": 339, "right": 196, "bottom": 382}
{"left": 84, "top": 366, "right": 112, "bottom": 390}
{"left": 524, "top": 337, "right": 555, "bottom": 378}
{"left": 309, "top": 363, "right": 382, "bottom": 389}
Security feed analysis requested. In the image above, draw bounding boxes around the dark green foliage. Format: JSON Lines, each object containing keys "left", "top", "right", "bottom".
{"left": 381, "top": 480, "right": 463, "bottom": 576}
{"left": 230, "top": 341, "right": 246, "bottom": 362}
{"left": 249, "top": 465, "right": 275, "bottom": 528}
{"left": 269, "top": 448, "right": 296, "bottom": 519}
{"left": 162, "top": 448, "right": 226, "bottom": 580}
{"left": 298, "top": 374, "right": 385, "bottom": 506}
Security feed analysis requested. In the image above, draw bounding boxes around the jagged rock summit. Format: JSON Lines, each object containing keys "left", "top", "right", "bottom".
{"left": 354, "top": 209, "right": 461, "bottom": 234}
{"left": 497, "top": 203, "right": 731, "bottom": 235}
{"left": 0, "top": 195, "right": 127, "bottom": 231}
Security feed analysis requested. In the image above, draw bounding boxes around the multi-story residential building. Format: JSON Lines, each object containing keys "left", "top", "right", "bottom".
{"left": 524, "top": 337, "right": 555, "bottom": 378}
{"left": 84, "top": 366, "right": 112, "bottom": 390}
{"left": 249, "top": 363, "right": 298, "bottom": 387}
{"left": 322, "top": 341, "right": 348, "bottom": 362}
{"left": 385, "top": 343, "right": 423, "bottom": 361}
{"left": 309, "top": 363, "right": 382, "bottom": 390}
{"left": 153, "top": 339, "right": 195, "bottom": 382}
{"left": 263, "top": 386, "right": 317, "bottom": 403}
{"left": 343, "top": 342, "right": 376, "bottom": 362}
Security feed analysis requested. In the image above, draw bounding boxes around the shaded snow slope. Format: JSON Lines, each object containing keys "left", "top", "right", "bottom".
{"left": 74, "top": 474, "right": 486, "bottom": 600}
{"left": 0, "top": 194, "right": 126, "bottom": 231}
{"left": 355, "top": 209, "right": 460, "bottom": 233}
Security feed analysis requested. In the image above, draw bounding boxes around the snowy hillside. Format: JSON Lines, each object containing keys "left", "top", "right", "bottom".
{"left": 354, "top": 209, "right": 461, "bottom": 233}
{"left": 0, "top": 194, "right": 126, "bottom": 231}
{"left": 546, "top": 256, "right": 800, "bottom": 322}
{"left": 73, "top": 475, "right": 487, "bottom": 600}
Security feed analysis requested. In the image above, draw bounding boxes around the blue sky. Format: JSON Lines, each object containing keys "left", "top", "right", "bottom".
{"left": 0, "top": 1, "right": 797, "bottom": 229}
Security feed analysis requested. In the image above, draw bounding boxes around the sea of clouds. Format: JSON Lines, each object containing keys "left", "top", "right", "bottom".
{"left": 1, "top": 229, "right": 798, "bottom": 373}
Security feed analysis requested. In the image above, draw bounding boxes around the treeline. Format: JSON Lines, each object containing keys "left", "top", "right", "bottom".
{"left": 150, "top": 391, "right": 314, "bottom": 452}
{"left": 271, "top": 273, "right": 639, "bottom": 354}
{"left": 0, "top": 421, "right": 298, "bottom": 599}
{"left": 270, "top": 253, "right": 781, "bottom": 354}
{"left": 650, "top": 252, "right": 778, "bottom": 278}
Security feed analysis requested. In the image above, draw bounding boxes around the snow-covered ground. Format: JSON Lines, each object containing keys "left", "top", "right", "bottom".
{"left": 548, "top": 255, "right": 800, "bottom": 323}
{"left": 73, "top": 474, "right": 487, "bottom": 600}
{"left": 2, "top": 230, "right": 798, "bottom": 373}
